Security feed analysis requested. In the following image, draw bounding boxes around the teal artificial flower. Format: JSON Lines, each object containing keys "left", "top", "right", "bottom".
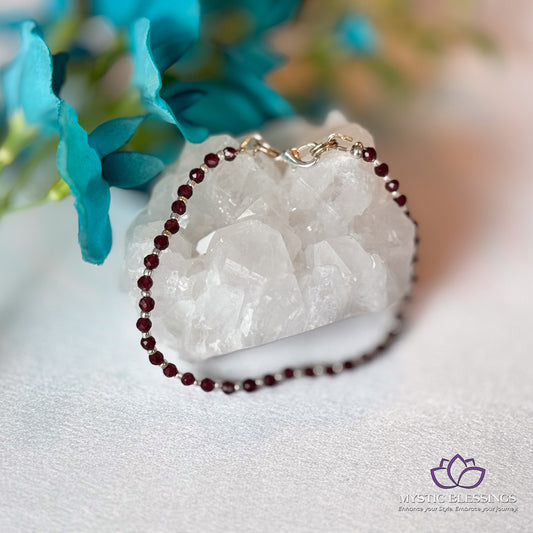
{"left": 160, "top": 52, "right": 293, "bottom": 141}
{"left": 0, "top": 21, "right": 162, "bottom": 264}
{"left": 91, "top": 0, "right": 200, "bottom": 71}
{"left": 200, "top": 0, "right": 301, "bottom": 75}
{"left": 1, "top": 0, "right": 301, "bottom": 264}
{"left": 337, "top": 14, "right": 377, "bottom": 55}
{"left": 130, "top": 0, "right": 298, "bottom": 142}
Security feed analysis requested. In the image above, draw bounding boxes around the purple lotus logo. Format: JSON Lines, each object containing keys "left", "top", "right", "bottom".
{"left": 431, "top": 454, "right": 486, "bottom": 489}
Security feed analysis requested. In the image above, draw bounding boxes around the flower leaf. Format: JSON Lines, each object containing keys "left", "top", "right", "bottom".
{"left": 101, "top": 151, "right": 164, "bottom": 189}
{"left": 88, "top": 116, "right": 146, "bottom": 159}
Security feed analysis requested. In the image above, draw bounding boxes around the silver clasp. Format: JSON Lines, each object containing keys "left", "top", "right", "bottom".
{"left": 240, "top": 132, "right": 360, "bottom": 168}
{"left": 283, "top": 133, "right": 354, "bottom": 167}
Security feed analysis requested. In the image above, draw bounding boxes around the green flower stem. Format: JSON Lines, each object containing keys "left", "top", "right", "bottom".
{"left": 46, "top": 177, "right": 71, "bottom": 202}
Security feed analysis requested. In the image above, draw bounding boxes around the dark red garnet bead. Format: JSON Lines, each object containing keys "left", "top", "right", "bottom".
{"left": 201, "top": 378, "right": 215, "bottom": 392}
{"left": 136, "top": 317, "right": 152, "bottom": 333}
{"left": 171, "top": 199, "right": 186, "bottom": 215}
{"left": 163, "top": 363, "right": 178, "bottom": 378}
{"left": 223, "top": 147, "right": 238, "bottom": 161}
{"left": 375, "top": 163, "right": 389, "bottom": 177}
{"left": 304, "top": 367, "right": 315, "bottom": 377}
{"left": 164, "top": 218, "right": 179, "bottom": 234}
{"left": 139, "top": 296, "right": 155, "bottom": 312}
{"left": 178, "top": 184, "right": 193, "bottom": 199}
{"left": 189, "top": 168, "right": 205, "bottom": 183}
{"left": 149, "top": 351, "right": 164, "bottom": 365}
{"left": 283, "top": 368, "right": 295, "bottom": 379}
{"left": 343, "top": 360, "right": 354, "bottom": 370}
{"left": 181, "top": 372, "right": 195, "bottom": 386}
{"left": 137, "top": 275, "right": 153, "bottom": 291}
{"left": 154, "top": 235, "right": 169, "bottom": 250}
{"left": 204, "top": 153, "right": 219, "bottom": 168}
{"left": 141, "top": 336, "right": 156, "bottom": 351}
{"left": 326, "top": 366, "right": 335, "bottom": 375}
{"left": 395, "top": 194, "right": 407, "bottom": 207}
{"left": 222, "top": 381, "right": 235, "bottom": 394}
{"left": 144, "top": 254, "right": 159, "bottom": 269}
{"left": 243, "top": 379, "right": 257, "bottom": 392}
{"left": 362, "top": 147, "right": 377, "bottom": 162}
{"left": 263, "top": 374, "right": 276, "bottom": 387}
{"left": 385, "top": 179, "right": 399, "bottom": 192}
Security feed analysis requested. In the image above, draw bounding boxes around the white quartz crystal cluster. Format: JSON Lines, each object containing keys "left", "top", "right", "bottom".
{"left": 125, "top": 114, "right": 415, "bottom": 361}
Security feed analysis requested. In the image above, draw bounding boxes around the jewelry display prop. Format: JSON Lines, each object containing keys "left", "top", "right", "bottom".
{"left": 127, "top": 122, "right": 418, "bottom": 394}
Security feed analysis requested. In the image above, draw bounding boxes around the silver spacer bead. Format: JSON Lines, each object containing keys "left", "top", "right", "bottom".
{"left": 350, "top": 142, "right": 364, "bottom": 158}
{"left": 313, "top": 365, "right": 325, "bottom": 376}
{"left": 332, "top": 362, "right": 344, "bottom": 374}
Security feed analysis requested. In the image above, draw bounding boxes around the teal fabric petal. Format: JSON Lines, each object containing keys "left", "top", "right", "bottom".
{"left": 130, "top": 18, "right": 208, "bottom": 142}
{"left": 88, "top": 116, "right": 146, "bottom": 159}
{"left": 90, "top": 0, "right": 139, "bottom": 28}
{"left": 56, "top": 101, "right": 112, "bottom": 265}
{"left": 92, "top": 0, "right": 200, "bottom": 70}
{"left": 1, "top": 20, "right": 59, "bottom": 133}
{"left": 1, "top": 20, "right": 113, "bottom": 264}
{"left": 101, "top": 152, "right": 165, "bottom": 188}
{"left": 130, "top": 18, "right": 178, "bottom": 125}
{"left": 141, "top": 0, "right": 199, "bottom": 71}
{"left": 337, "top": 14, "right": 377, "bottom": 55}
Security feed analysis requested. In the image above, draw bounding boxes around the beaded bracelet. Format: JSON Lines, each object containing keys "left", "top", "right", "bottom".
{"left": 135, "top": 133, "right": 419, "bottom": 394}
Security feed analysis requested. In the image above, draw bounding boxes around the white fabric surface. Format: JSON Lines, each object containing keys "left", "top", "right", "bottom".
{"left": 1, "top": 4, "right": 533, "bottom": 532}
